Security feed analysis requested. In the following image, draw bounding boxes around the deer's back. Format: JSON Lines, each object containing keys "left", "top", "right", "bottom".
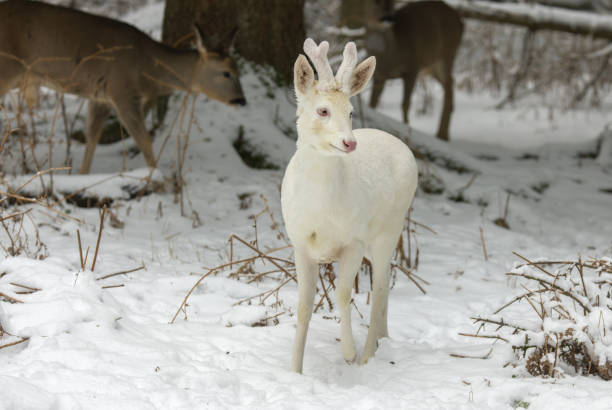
{"left": 0, "top": 0, "right": 162, "bottom": 97}
{"left": 379, "top": 1, "right": 463, "bottom": 75}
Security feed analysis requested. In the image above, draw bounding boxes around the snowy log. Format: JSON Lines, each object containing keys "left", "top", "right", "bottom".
{"left": 597, "top": 127, "right": 612, "bottom": 167}
{"left": 443, "top": 0, "right": 612, "bottom": 40}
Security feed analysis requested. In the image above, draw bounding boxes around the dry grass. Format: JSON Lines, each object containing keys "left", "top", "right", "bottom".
{"left": 457, "top": 21, "right": 612, "bottom": 109}
{"left": 170, "top": 195, "right": 431, "bottom": 326}
{"left": 461, "top": 252, "right": 612, "bottom": 380}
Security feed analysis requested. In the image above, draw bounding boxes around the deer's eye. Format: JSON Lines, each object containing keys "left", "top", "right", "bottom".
{"left": 317, "top": 108, "right": 329, "bottom": 117}
{"left": 223, "top": 71, "right": 231, "bottom": 78}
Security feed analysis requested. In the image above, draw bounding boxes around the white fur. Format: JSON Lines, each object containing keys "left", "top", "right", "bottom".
{"left": 281, "top": 39, "right": 418, "bottom": 373}
{"left": 303, "top": 38, "right": 335, "bottom": 91}
{"left": 335, "top": 42, "right": 357, "bottom": 94}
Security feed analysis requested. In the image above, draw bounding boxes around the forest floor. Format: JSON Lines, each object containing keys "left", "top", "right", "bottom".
{"left": 1, "top": 3, "right": 611, "bottom": 409}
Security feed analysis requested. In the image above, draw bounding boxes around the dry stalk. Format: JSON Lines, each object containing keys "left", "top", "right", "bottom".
{"left": 172, "top": 203, "right": 431, "bottom": 327}
{"left": 90, "top": 204, "right": 107, "bottom": 272}
{"left": 76, "top": 229, "right": 85, "bottom": 270}
{"left": 479, "top": 227, "right": 488, "bottom": 261}
{"left": 459, "top": 254, "right": 612, "bottom": 380}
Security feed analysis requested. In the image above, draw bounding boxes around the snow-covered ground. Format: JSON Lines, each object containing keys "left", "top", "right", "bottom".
{"left": 1, "top": 3, "right": 611, "bottom": 409}
{"left": 366, "top": 78, "right": 611, "bottom": 149}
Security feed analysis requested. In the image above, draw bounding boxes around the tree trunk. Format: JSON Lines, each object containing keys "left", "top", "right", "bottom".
{"left": 162, "top": 0, "right": 305, "bottom": 83}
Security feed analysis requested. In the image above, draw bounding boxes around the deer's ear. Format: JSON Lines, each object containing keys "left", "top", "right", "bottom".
{"left": 193, "top": 24, "right": 208, "bottom": 55}
{"left": 294, "top": 54, "right": 314, "bottom": 96}
{"left": 218, "top": 26, "right": 238, "bottom": 54}
{"left": 348, "top": 56, "right": 376, "bottom": 97}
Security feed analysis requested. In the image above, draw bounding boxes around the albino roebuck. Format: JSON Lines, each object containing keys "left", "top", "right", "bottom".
{"left": 0, "top": 0, "right": 246, "bottom": 174}
{"left": 281, "top": 39, "right": 418, "bottom": 373}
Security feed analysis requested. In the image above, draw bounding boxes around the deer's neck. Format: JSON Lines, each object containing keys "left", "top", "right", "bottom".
{"left": 147, "top": 45, "right": 200, "bottom": 95}
{"left": 292, "top": 143, "right": 348, "bottom": 200}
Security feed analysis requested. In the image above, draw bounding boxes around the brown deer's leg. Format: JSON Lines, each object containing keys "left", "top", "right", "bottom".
{"left": 436, "top": 68, "right": 454, "bottom": 141}
{"left": 114, "top": 97, "right": 156, "bottom": 169}
{"left": 0, "top": 61, "right": 25, "bottom": 106}
{"left": 80, "top": 101, "right": 110, "bottom": 174}
{"left": 369, "top": 77, "right": 385, "bottom": 108}
{"left": 401, "top": 71, "right": 417, "bottom": 124}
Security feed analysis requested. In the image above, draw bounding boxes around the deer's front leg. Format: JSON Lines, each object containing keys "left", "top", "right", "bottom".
{"left": 291, "top": 250, "right": 318, "bottom": 373}
{"left": 80, "top": 102, "right": 111, "bottom": 174}
{"left": 336, "top": 243, "right": 365, "bottom": 363}
{"left": 114, "top": 96, "right": 156, "bottom": 169}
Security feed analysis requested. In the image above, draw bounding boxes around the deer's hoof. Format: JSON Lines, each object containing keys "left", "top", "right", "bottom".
{"left": 344, "top": 354, "right": 356, "bottom": 365}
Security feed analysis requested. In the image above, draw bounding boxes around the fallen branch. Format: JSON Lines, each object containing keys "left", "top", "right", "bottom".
{"left": 446, "top": 0, "right": 612, "bottom": 40}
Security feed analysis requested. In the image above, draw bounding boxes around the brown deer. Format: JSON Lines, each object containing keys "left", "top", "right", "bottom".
{"left": 0, "top": 0, "right": 246, "bottom": 173}
{"left": 363, "top": 0, "right": 463, "bottom": 140}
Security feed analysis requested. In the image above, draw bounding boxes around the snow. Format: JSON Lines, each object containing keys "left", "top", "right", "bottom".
{"left": 1, "top": 168, "right": 164, "bottom": 203}
{"left": 1, "top": 3, "right": 611, "bottom": 409}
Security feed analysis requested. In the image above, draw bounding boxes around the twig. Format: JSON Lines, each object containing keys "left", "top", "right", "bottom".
{"left": 480, "top": 227, "right": 488, "bottom": 261}
{"left": 450, "top": 346, "right": 493, "bottom": 360}
{"left": 170, "top": 269, "right": 216, "bottom": 324}
{"left": 493, "top": 288, "right": 548, "bottom": 314}
{"left": 0, "top": 337, "right": 29, "bottom": 350}
{"left": 506, "top": 271, "right": 591, "bottom": 313}
{"left": 459, "top": 332, "right": 509, "bottom": 343}
{"left": 0, "top": 292, "right": 24, "bottom": 304}
{"left": 392, "top": 264, "right": 427, "bottom": 294}
{"left": 229, "top": 235, "right": 297, "bottom": 283}
{"left": 0, "top": 209, "right": 32, "bottom": 222}
{"left": 96, "top": 265, "right": 145, "bottom": 281}
{"left": 471, "top": 316, "right": 527, "bottom": 331}
{"left": 14, "top": 166, "right": 72, "bottom": 193}
{"left": 101, "top": 284, "right": 124, "bottom": 289}
{"left": 512, "top": 251, "right": 556, "bottom": 279}
{"left": 9, "top": 282, "right": 40, "bottom": 292}
{"left": 0, "top": 190, "right": 82, "bottom": 222}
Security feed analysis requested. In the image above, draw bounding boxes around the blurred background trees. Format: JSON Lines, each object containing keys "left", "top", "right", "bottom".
{"left": 28, "top": 0, "right": 612, "bottom": 141}
{"left": 162, "top": 0, "right": 306, "bottom": 84}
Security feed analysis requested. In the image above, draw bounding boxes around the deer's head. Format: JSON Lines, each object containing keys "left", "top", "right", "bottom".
{"left": 193, "top": 25, "right": 246, "bottom": 107}
{"left": 294, "top": 39, "right": 375, "bottom": 155}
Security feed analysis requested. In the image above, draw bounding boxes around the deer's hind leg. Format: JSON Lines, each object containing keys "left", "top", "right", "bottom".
{"left": 361, "top": 224, "right": 402, "bottom": 364}
{"left": 401, "top": 70, "right": 418, "bottom": 124}
{"left": 434, "top": 57, "right": 456, "bottom": 141}
{"left": 80, "top": 101, "right": 110, "bottom": 174}
{"left": 369, "top": 76, "right": 386, "bottom": 109}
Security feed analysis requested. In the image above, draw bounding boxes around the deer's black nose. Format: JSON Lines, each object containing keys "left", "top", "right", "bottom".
{"left": 230, "top": 97, "right": 246, "bottom": 106}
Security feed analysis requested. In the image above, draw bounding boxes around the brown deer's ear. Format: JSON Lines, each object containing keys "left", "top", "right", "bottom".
{"left": 193, "top": 24, "right": 208, "bottom": 55}
{"left": 294, "top": 54, "right": 315, "bottom": 96}
{"left": 218, "top": 26, "right": 238, "bottom": 54}
{"left": 348, "top": 56, "right": 376, "bottom": 97}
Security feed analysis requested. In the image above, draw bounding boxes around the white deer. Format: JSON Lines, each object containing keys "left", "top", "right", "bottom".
{"left": 281, "top": 38, "right": 418, "bottom": 373}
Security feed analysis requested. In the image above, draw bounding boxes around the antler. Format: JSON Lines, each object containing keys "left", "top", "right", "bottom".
{"left": 335, "top": 42, "right": 357, "bottom": 94}
{"left": 303, "top": 38, "right": 335, "bottom": 91}
{"left": 303, "top": 39, "right": 360, "bottom": 94}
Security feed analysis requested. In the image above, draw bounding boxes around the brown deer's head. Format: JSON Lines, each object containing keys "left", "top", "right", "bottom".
{"left": 192, "top": 25, "right": 246, "bottom": 107}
